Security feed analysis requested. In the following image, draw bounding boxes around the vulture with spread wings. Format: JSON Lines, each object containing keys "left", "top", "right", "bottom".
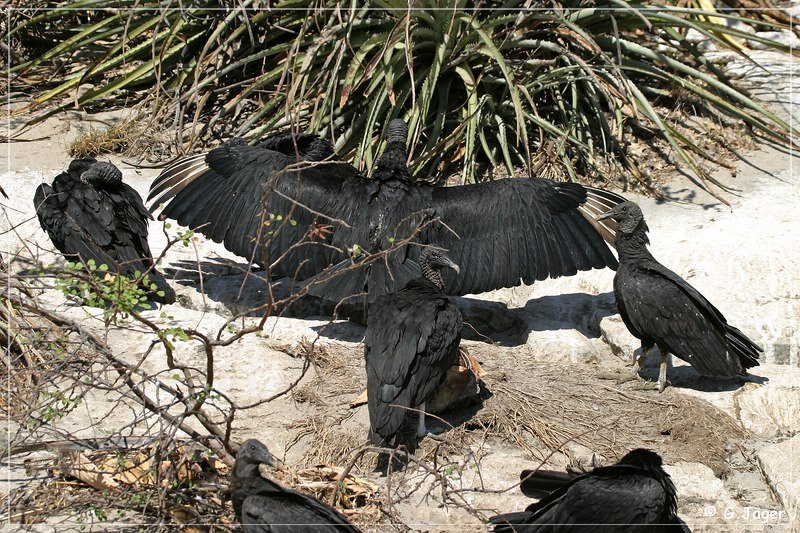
{"left": 148, "top": 120, "right": 624, "bottom": 302}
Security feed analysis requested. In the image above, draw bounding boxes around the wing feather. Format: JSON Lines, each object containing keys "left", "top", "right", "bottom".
{"left": 616, "top": 260, "right": 761, "bottom": 375}
{"left": 421, "top": 179, "right": 620, "bottom": 296}
{"left": 149, "top": 144, "right": 368, "bottom": 279}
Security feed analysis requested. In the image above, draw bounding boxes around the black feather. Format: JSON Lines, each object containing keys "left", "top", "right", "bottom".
{"left": 364, "top": 248, "right": 462, "bottom": 445}
{"left": 490, "top": 449, "right": 689, "bottom": 532}
{"left": 231, "top": 439, "right": 359, "bottom": 532}
{"left": 600, "top": 201, "right": 762, "bottom": 382}
{"left": 34, "top": 159, "right": 174, "bottom": 304}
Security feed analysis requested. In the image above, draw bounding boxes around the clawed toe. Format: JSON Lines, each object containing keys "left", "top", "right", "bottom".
{"left": 597, "top": 370, "right": 643, "bottom": 384}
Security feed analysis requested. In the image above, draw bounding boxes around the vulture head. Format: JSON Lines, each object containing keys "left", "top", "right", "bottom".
{"left": 596, "top": 201, "right": 648, "bottom": 236}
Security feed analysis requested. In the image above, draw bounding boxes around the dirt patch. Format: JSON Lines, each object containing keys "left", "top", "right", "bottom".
{"left": 461, "top": 345, "right": 743, "bottom": 476}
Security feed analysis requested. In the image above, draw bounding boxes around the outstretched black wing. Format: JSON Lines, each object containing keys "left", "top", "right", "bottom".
{"left": 241, "top": 484, "right": 359, "bottom": 532}
{"left": 414, "top": 179, "right": 622, "bottom": 296}
{"left": 148, "top": 143, "right": 371, "bottom": 280}
{"left": 365, "top": 280, "right": 462, "bottom": 442}
{"left": 615, "top": 259, "right": 761, "bottom": 376}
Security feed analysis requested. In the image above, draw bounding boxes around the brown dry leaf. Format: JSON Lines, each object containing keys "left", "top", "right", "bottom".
{"left": 298, "top": 465, "right": 378, "bottom": 497}
{"left": 117, "top": 458, "right": 156, "bottom": 486}
{"left": 168, "top": 504, "right": 199, "bottom": 523}
{"left": 349, "top": 389, "right": 368, "bottom": 408}
{"left": 63, "top": 451, "right": 119, "bottom": 492}
{"left": 159, "top": 458, "right": 195, "bottom": 487}
{"left": 206, "top": 456, "right": 228, "bottom": 474}
{"left": 460, "top": 347, "right": 485, "bottom": 377}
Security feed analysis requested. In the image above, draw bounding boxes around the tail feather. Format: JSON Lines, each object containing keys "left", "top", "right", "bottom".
{"left": 725, "top": 324, "right": 762, "bottom": 370}
{"left": 520, "top": 469, "right": 575, "bottom": 499}
{"left": 489, "top": 511, "right": 537, "bottom": 533}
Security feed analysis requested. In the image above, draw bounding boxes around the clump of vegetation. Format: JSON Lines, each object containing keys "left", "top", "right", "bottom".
{"left": 66, "top": 116, "right": 141, "bottom": 158}
{"left": 7, "top": 1, "right": 798, "bottom": 197}
{"left": 55, "top": 259, "right": 166, "bottom": 321}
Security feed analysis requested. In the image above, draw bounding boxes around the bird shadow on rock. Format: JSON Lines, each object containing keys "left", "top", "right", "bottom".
{"left": 164, "top": 258, "right": 339, "bottom": 317}
{"left": 457, "top": 291, "right": 618, "bottom": 347}
{"left": 637, "top": 362, "right": 769, "bottom": 393}
{"left": 655, "top": 186, "right": 724, "bottom": 210}
{"left": 164, "top": 259, "right": 618, "bottom": 347}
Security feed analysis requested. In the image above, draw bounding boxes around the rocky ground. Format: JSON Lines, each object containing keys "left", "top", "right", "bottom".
{"left": 2, "top": 36, "right": 799, "bottom": 533}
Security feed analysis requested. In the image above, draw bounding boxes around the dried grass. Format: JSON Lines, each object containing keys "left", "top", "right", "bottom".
{"left": 470, "top": 359, "right": 742, "bottom": 475}
{"left": 66, "top": 112, "right": 173, "bottom": 162}
{"left": 2, "top": 441, "right": 233, "bottom": 528}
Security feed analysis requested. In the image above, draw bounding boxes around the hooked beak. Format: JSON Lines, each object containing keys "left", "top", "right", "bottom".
{"left": 447, "top": 259, "right": 461, "bottom": 275}
{"left": 595, "top": 211, "right": 614, "bottom": 222}
{"left": 262, "top": 451, "right": 285, "bottom": 471}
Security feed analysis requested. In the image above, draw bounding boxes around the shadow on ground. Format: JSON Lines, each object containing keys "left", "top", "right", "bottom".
{"left": 165, "top": 258, "right": 618, "bottom": 347}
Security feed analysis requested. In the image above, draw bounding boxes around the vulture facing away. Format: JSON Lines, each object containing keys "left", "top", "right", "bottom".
{"left": 490, "top": 449, "right": 687, "bottom": 532}
{"left": 148, "top": 119, "right": 625, "bottom": 303}
{"left": 365, "top": 247, "right": 462, "bottom": 444}
{"left": 34, "top": 158, "right": 175, "bottom": 304}
{"left": 597, "top": 201, "right": 761, "bottom": 392}
{"left": 230, "top": 438, "right": 359, "bottom": 532}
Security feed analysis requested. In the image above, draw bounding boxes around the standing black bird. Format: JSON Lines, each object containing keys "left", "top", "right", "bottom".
{"left": 34, "top": 158, "right": 175, "bottom": 304}
{"left": 597, "top": 201, "right": 762, "bottom": 392}
{"left": 230, "top": 438, "right": 359, "bottom": 532}
{"left": 148, "top": 119, "right": 625, "bottom": 303}
{"left": 365, "top": 247, "right": 462, "bottom": 444}
{"left": 489, "top": 449, "right": 687, "bottom": 532}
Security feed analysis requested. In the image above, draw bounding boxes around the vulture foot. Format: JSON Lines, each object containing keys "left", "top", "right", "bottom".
{"left": 596, "top": 369, "right": 645, "bottom": 384}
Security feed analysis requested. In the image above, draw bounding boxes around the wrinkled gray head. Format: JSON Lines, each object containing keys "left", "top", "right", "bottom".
{"left": 420, "top": 248, "right": 460, "bottom": 288}
{"left": 235, "top": 438, "right": 280, "bottom": 470}
{"left": 596, "top": 201, "right": 647, "bottom": 235}
{"left": 80, "top": 161, "right": 123, "bottom": 186}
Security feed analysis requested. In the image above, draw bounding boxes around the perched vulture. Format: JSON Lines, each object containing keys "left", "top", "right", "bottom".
{"left": 490, "top": 448, "right": 688, "bottom": 532}
{"left": 365, "top": 247, "right": 462, "bottom": 444}
{"left": 597, "top": 201, "right": 761, "bottom": 392}
{"left": 148, "top": 119, "right": 625, "bottom": 303}
{"left": 230, "top": 438, "right": 359, "bottom": 532}
{"left": 34, "top": 158, "right": 174, "bottom": 304}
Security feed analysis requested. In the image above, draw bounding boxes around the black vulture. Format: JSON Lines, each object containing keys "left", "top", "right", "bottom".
{"left": 597, "top": 201, "right": 762, "bottom": 392}
{"left": 365, "top": 247, "right": 462, "bottom": 444}
{"left": 230, "top": 438, "right": 359, "bottom": 532}
{"left": 34, "top": 158, "right": 175, "bottom": 304}
{"left": 489, "top": 448, "right": 688, "bottom": 532}
{"left": 148, "top": 119, "right": 625, "bottom": 303}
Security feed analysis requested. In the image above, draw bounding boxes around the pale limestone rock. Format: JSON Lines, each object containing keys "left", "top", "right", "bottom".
{"left": 757, "top": 435, "right": 800, "bottom": 531}
{"left": 666, "top": 461, "right": 777, "bottom": 532}
{"left": 737, "top": 381, "right": 800, "bottom": 437}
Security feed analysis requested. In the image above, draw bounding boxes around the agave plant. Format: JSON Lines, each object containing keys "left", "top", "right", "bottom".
{"left": 7, "top": 0, "right": 797, "bottom": 199}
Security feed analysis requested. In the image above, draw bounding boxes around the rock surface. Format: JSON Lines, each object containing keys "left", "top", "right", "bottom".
{"left": 757, "top": 434, "right": 800, "bottom": 531}
{"left": 2, "top": 44, "right": 799, "bottom": 533}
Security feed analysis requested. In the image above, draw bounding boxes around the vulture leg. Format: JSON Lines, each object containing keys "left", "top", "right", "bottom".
{"left": 416, "top": 403, "right": 428, "bottom": 438}
{"left": 598, "top": 344, "right": 661, "bottom": 387}
{"left": 596, "top": 347, "right": 648, "bottom": 384}
{"left": 657, "top": 350, "right": 671, "bottom": 393}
